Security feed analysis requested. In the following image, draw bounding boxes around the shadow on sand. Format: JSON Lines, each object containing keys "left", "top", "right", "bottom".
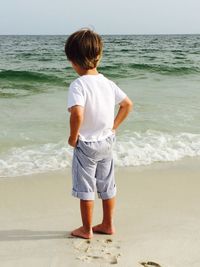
{"left": 0, "top": 229, "right": 72, "bottom": 241}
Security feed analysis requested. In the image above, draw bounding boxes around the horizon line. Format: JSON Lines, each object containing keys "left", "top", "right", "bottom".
{"left": 0, "top": 33, "right": 200, "bottom": 36}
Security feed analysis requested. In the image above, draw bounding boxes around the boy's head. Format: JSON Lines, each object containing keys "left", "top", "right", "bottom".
{"left": 65, "top": 28, "right": 103, "bottom": 70}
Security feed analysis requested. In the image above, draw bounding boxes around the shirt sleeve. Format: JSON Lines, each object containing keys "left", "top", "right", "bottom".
{"left": 67, "top": 81, "right": 85, "bottom": 110}
{"left": 110, "top": 81, "right": 127, "bottom": 105}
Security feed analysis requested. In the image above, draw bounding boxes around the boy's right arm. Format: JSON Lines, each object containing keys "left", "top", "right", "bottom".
{"left": 112, "top": 97, "right": 133, "bottom": 131}
{"left": 68, "top": 105, "right": 84, "bottom": 147}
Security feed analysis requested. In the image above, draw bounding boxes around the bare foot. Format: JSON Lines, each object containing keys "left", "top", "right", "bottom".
{"left": 71, "top": 226, "right": 93, "bottom": 239}
{"left": 92, "top": 224, "right": 115, "bottom": 235}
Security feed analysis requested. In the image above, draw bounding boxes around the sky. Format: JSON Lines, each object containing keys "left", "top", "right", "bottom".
{"left": 0, "top": 0, "right": 200, "bottom": 35}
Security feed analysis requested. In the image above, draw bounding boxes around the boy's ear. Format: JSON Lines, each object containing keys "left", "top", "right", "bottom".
{"left": 71, "top": 61, "right": 77, "bottom": 67}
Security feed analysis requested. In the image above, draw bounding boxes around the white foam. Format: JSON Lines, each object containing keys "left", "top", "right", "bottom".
{"left": 113, "top": 130, "right": 200, "bottom": 166}
{"left": 0, "top": 130, "right": 200, "bottom": 177}
{"left": 0, "top": 141, "right": 72, "bottom": 178}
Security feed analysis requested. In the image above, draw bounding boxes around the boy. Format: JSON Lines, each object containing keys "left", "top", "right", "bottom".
{"left": 65, "top": 28, "right": 133, "bottom": 239}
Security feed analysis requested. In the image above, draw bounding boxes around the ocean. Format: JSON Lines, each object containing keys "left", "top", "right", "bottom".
{"left": 0, "top": 35, "right": 200, "bottom": 177}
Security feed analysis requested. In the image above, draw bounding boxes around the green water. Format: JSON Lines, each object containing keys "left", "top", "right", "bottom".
{"left": 0, "top": 35, "right": 200, "bottom": 177}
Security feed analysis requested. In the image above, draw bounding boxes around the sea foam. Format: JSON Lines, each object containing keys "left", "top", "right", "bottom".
{"left": 0, "top": 130, "right": 200, "bottom": 178}
{"left": 113, "top": 130, "right": 200, "bottom": 166}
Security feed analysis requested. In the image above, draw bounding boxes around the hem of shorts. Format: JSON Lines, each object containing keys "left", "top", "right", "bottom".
{"left": 72, "top": 189, "right": 95, "bottom": 200}
{"left": 97, "top": 186, "right": 117, "bottom": 200}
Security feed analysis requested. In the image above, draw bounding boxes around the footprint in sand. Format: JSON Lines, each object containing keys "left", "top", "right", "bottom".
{"left": 139, "top": 261, "right": 162, "bottom": 267}
{"left": 70, "top": 237, "right": 122, "bottom": 264}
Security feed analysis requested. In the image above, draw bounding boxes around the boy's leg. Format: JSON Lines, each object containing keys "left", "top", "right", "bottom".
{"left": 71, "top": 140, "right": 97, "bottom": 239}
{"left": 93, "top": 196, "right": 116, "bottom": 234}
{"left": 71, "top": 199, "right": 94, "bottom": 239}
{"left": 94, "top": 143, "right": 116, "bottom": 234}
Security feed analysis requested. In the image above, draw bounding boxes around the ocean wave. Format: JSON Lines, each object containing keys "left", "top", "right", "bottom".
{"left": 0, "top": 70, "right": 65, "bottom": 85}
{"left": 114, "top": 131, "right": 200, "bottom": 166}
{"left": 0, "top": 141, "right": 71, "bottom": 178}
{"left": 0, "top": 87, "right": 33, "bottom": 97}
{"left": 128, "top": 63, "right": 199, "bottom": 74}
{"left": 0, "top": 131, "right": 200, "bottom": 178}
{"left": 99, "top": 63, "right": 200, "bottom": 75}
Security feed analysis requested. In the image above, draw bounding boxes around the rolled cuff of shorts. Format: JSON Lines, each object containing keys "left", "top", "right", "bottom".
{"left": 97, "top": 186, "right": 117, "bottom": 200}
{"left": 72, "top": 189, "right": 95, "bottom": 200}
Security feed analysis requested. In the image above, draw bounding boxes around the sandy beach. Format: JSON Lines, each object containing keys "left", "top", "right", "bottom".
{"left": 0, "top": 157, "right": 200, "bottom": 267}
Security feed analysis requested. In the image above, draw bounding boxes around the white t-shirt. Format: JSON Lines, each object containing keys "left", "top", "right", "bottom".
{"left": 67, "top": 73, "right": 127, "bottom": 141}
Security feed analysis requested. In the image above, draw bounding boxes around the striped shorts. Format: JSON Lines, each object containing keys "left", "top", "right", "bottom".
{"left": 71, "top": 133, "right": 116, "bottom": 200}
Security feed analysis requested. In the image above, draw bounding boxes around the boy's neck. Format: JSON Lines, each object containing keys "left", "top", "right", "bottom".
{"left": 71, "top": 62, "right": 100, "bottom": 76}
{"left": 79, "top": 68, "right": 99, "bottom": 76}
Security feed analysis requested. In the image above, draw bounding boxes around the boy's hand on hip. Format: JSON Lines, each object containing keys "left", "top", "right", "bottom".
{"left": 68, "top": 136, "right": 78, "bottom": 147}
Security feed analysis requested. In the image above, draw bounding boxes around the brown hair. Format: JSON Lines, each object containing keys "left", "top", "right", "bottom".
{"left": 65, "top": 28, "right": 103, "bottom": 70}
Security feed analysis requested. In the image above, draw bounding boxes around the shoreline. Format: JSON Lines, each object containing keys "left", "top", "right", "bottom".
{"left": 1, "top": 155, "right": 200, "bottom": 181}
{"left": 0, "top": 157, "right": 200, "bottom": 266}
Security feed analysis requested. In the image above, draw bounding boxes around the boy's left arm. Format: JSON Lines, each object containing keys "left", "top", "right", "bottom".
{"left": 68, "top": 105, "right": 84, "bottom": 147}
